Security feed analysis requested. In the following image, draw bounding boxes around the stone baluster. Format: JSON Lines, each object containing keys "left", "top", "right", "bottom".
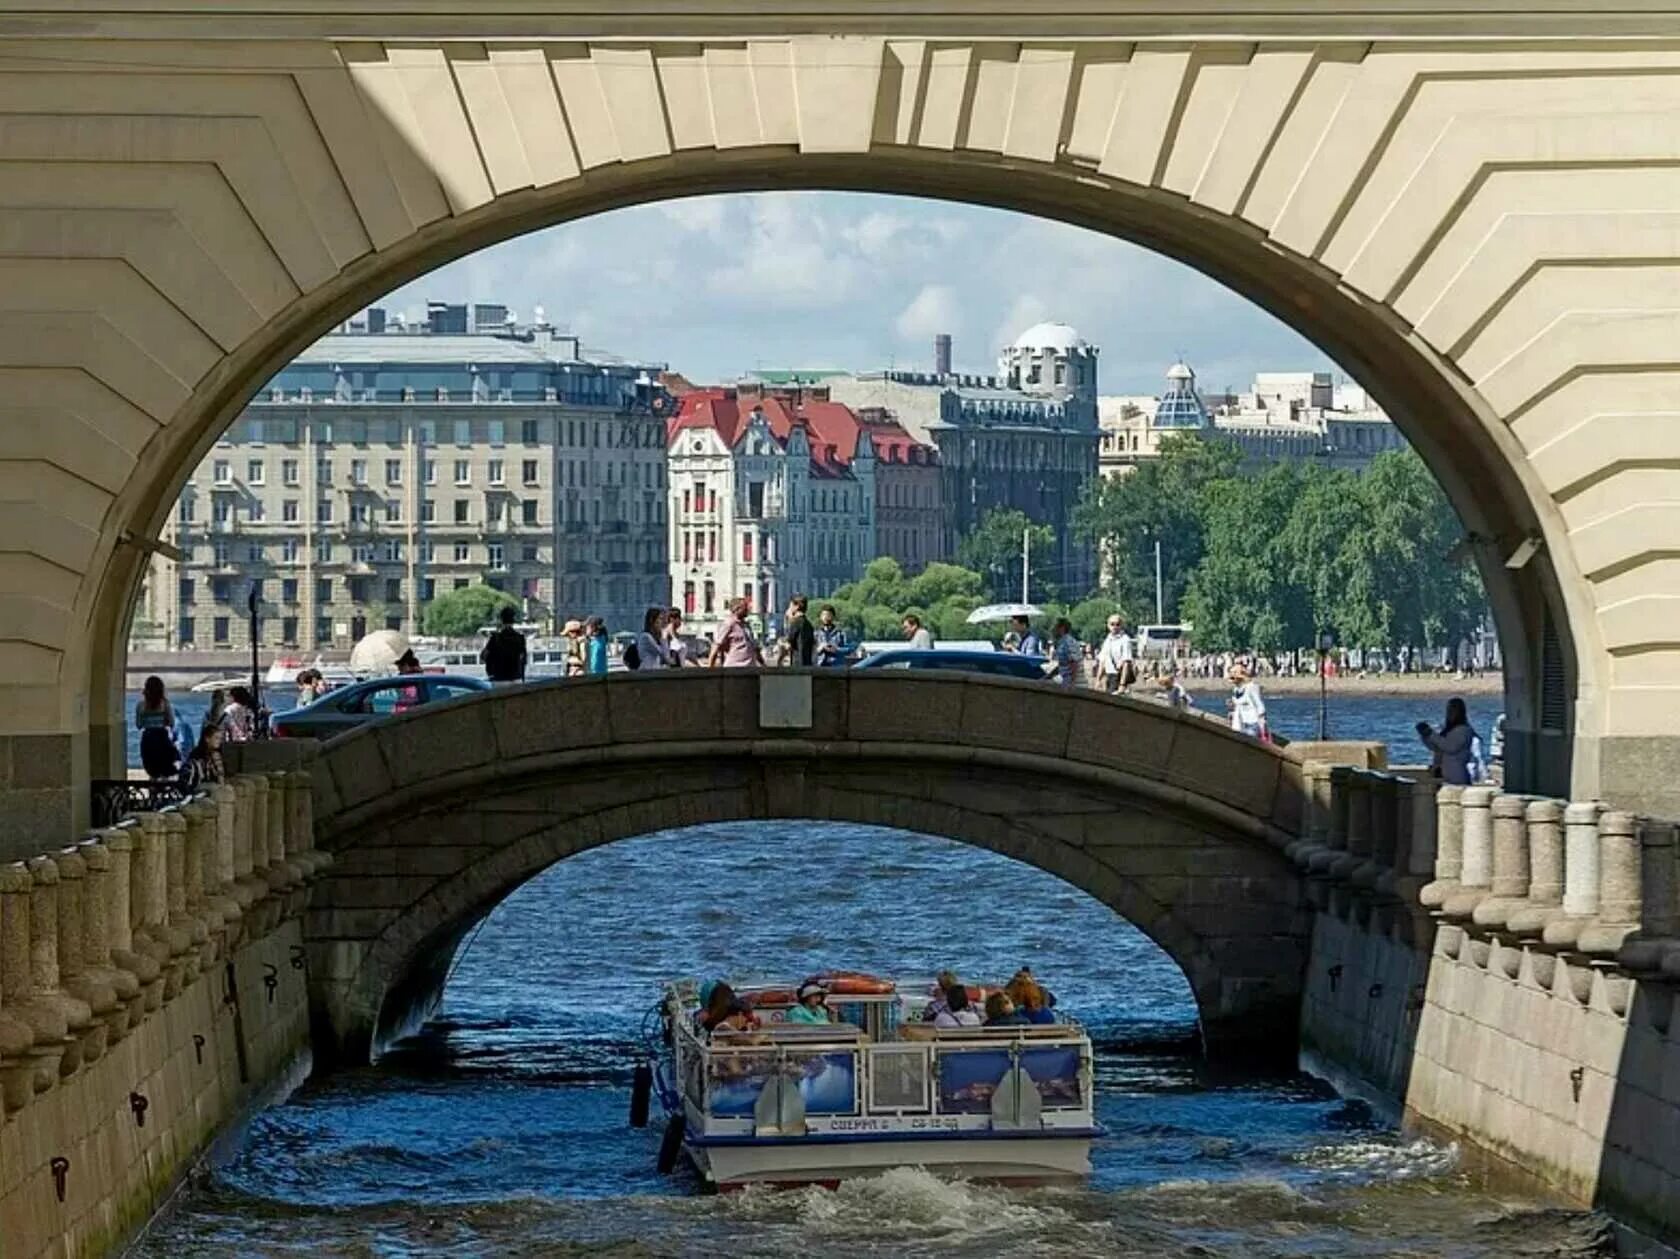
{"left": 212, "top": 782, "right": 252, "bottom": 946}
{"left": 1578, "top": 810, "right": 1641, "bottom": 957}
{"left": 132, "top": 814, "right": 179, "bottom": 999}
{"left": 286, "top": 770, "right": 329, "bottom": 877}
{"left": 1403, "top": 776, "right": 1440, "bottom": 881}
{"left": 77, "top": 838, "right": 142, "bottom": 1035}
{"left": 1333, "top": 771, "right": 1372, "bottom": 881}
{"left": 1420, "top": 783, "right": 1465, "bottom": 908}
{"left": 1509, "top": 799, "right": 1565, "bottom": 937}
{"left": 231, "top": 777, "right": 269, "bottom": 935}
{"left": 183, "top": 800, "right": 230, "bottom": 962}
{"left": 1304, "top": 766, "right": 1353, "bottom": 905}
{"left": 1353, "top": 775, "right": 1397, "bottom": 900}
{"left": 0, "top": 861, "right": 61, "bottom": 1106}
{"left": 51, "top": 850, "right": 120, "bottom": 1055}
{"left": 163, "top": 810, "right": 207, "bottom": 983}
{"left": 25, "top": 857, "right": 96, "bottom": 1075}
{"left": 1543, "top": 802, "right": 1603, "bottom": 949}
{"left": 265, "top": 771, "right": 306, "bottom": 906}
{"left": 1621, "top": 820, "right": 1680, "bottom": 973}
{"left": 1288, "top": 762, "right": 1327, "bottom": 866}
{"left": 1442, "top": 785, "right": 1495, "bottom": 918}
{"left": 104, "top": 828, "right": 162, "bottom": 1012}
{"left": 1472, "top": 794, "right": 1533, "bottom": 929}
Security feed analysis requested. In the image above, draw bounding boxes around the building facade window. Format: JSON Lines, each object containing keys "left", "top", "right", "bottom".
{"left": 420, "top": 499, "right": 435, "bottom": 523}
{"left": 453, "top": 500, "right": 470, "bottom": 524}
{"left": 213, "top": 616, "right": 230, "bottom": 644}
{"left": 454, "top": 459, "right": 470, "bottom": 486}
{"left": 488, "top": 543, "right": 505, "bottom": 570}
{"left": 213, "top": 459, "right": 232, "bottom": 485}
{"left": 522, "top": 459, "right": 539, "bottom": 484}
{"left": 316, "top": 578, "right": 333, "bottom": 603}
{"left": 282, "top": 459, "right": 300, "bottom": 486}
{"left": 247, "top": 459, "right": 265, "bottom": 485}
{"left": 453, "top": 541, "right": 470, "bottom": 563}
{"left": 521, "top": 419, "right": 539, "bottom": 444}
{"left": 488, "top": 459, "right": 504, "bottom": 486}
{"left": 385, "top": 458, "right": 402, "bottom": 484}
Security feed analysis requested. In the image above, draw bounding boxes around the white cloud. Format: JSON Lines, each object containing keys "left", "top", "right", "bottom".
{"left": 658, "top": 196, "right": 729, "bottom": 236}
{"left": 895, "top": 285, "right": 960, "bottom": 342}
{"left": 376, "top": 190, "right": 1336, "bottom": 391}
{"left": 991, "top": 294, "right": 1051, "bottom": 357}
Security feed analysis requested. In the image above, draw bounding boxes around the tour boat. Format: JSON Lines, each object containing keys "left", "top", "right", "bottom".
{"left": 639, "top": 975, "right": 1098, "bottom": 1190}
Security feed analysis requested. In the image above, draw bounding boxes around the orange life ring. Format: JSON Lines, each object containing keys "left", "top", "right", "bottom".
{"left": 743, "top": 988, "right": 798, "bottom": 1007}
{"left": 820, "top": 972, "right": 896, "bottom": 995}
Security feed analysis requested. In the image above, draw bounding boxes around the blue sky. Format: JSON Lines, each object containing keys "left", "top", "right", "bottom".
{"left": 379, "top": 191, "right": 1340, "bottom": 395}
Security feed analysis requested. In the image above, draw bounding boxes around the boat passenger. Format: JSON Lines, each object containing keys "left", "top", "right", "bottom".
{"left": 696, "top": 981, "right": 758, "bottom": 1034}
{"left": 933, "top": 986, "right": 981, "bottom": 1029}
{"left": 784, "top": 981, "right": 831, "bottom": 1024}
{"left": 983, "top": 992, "right": 1029, "bottom": 1027}
{"left": 921, "top": 970, "right": 963, "bottom": 1022}
{"left": 1007, "top": 976, "right": 1057, "bottom": 1025}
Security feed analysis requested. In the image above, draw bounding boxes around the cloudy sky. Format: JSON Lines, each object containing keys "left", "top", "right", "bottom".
{"left": 379, "top": 191, "right": 1340, "bottom": 395}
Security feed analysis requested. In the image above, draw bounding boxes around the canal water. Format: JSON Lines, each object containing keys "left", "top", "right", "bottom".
{"left": 130, "top": 692, "right": 1609, "bottom": 1259}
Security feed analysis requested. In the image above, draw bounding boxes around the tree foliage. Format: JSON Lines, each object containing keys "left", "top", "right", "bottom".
{"left": 1072, "top": 434, "right": 1243, "bottom": 624}
{"left": 421, "top": 584, "right": 519, "bottom": 638}
{"left": 1177, "top": 449, "right": 1485, "bottom": 652}
{"left": 956, "top": 508, "right": 1057, "bottom": 602}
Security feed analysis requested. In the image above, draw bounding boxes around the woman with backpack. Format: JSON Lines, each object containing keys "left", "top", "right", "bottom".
{"left": 627, "top": 607, "right": 672, "bottom": 671}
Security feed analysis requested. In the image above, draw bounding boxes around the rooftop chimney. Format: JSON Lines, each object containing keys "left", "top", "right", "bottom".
{"left": 934, "top": 333, "right": 953, "bottom": 378}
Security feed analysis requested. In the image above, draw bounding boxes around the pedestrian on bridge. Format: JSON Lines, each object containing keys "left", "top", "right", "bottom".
{"left": 707, "top": 597, "right": 763, "bottom": 668}
{"left": 481, "top": 604, "right": 528, "bottom": 684}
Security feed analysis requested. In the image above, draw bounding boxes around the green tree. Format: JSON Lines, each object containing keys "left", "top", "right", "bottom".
{"left": 1073, "top": 433, "right": 1242, "bottom": 623}
{"left": 957, "top": 509, "right": 1056, "bottom": 602}
{"left": 422, "top": 584, "right": 518, "bottom": 638}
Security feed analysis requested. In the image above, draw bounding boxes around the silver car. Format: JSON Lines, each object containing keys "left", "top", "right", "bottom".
{"left": 269, "top": 674, "right": 490, "bottom": 740}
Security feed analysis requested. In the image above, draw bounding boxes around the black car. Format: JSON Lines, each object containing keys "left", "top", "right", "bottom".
{"left": 851, "top": 648, "right": 1051, "bottom": 680}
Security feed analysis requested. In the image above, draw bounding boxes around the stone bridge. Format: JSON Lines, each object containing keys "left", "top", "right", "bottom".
{"left": 304, "top": 670, "right": 1309, "bottom": 1064}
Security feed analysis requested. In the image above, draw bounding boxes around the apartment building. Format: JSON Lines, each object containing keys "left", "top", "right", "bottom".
{"left": 666, "top": 389, "right": 876, "bottom": 637}
{"left": 137, "top": 320, "right": 670, "bottom": 652}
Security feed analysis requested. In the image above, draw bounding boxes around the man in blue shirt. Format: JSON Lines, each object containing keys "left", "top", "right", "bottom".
{"left": 1012, "top": 614, "right": 1043, "bottom": 657}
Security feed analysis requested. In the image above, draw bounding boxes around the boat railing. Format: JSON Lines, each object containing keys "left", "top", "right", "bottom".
{"left": 674, "top": 1016, "right": 1092, "bottom": 1128}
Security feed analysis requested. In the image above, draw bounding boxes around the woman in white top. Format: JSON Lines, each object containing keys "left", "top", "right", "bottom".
{"left": 1226, "top": 663, "right": 1267, "bottom": 738}
{"left": 631, "top": 606, "right": 673, "bottom": 671}
{"left": 932, "top": 985, "right": 982, "bottom": 1028}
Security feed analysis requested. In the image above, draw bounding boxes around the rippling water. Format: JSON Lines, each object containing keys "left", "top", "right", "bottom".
{"left": 134, "top": 809, "right": 1613, "bottom": 1259}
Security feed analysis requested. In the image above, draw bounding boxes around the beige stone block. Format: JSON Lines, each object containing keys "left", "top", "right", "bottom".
{"left": 791, "top": 36, "right": 885, "bottom": 155}
{"left": 1099, "top": 47, "right": 1192, "bottom": 185}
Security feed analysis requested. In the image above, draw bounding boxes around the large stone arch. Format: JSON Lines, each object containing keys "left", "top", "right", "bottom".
{"left": 304, "top": 670, "right": 1310, "bottom": 1065}
{"left": 5, "top": 10, "right": 1680, "bottom": 837}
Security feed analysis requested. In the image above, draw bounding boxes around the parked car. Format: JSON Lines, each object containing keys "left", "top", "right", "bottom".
{"left": 851, "top": 648, "right": 1050, "bottom": 680}
{"left": 269, "top": 674, "right": 491, "bottom": 739}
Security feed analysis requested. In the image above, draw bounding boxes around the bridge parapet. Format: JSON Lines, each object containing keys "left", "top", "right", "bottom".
{"left": 1294, "top": 761, "right": 1680, "bottom": 1237}
{"left": 0, "top": 773, "right": 327, "bottom": 1259}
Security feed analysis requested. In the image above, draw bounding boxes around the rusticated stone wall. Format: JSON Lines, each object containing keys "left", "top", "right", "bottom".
{"left": 0, "top": 774, "right": 329, "bottom": 1259}
{"left": 1294, "top": 764, "right": 1680, "bottom": 1244}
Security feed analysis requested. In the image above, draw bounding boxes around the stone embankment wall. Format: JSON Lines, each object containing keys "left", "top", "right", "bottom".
{"left": 0, "top": 773, "right": 329, "bottom": 1259}
{"left": 1294, "top": 764, "right": 1680, "bottom": 1242}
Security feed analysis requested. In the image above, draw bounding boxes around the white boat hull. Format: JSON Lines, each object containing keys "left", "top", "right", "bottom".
{"left": 688, "top": 1133, "right": 1093, "bottom": 1189}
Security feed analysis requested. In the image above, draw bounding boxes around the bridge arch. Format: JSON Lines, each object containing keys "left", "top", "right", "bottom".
{"left": 13, "top": 19, "right": 1680, "bottom": 835}
{"left": 304, "top": 671, "right": 1310, "bottom": 1065}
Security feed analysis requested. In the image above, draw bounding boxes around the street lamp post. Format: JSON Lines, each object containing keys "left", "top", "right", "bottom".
{"left": 1317, "top": 629, "right": 1335, "bottom": 740}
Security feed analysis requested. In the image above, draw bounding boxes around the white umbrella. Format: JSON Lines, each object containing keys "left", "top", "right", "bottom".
{"left": 348, "top": 628, "right": 410, "bottom": 676}
{"left": 965, "top": 603, "right": 1045, "bottom": 624}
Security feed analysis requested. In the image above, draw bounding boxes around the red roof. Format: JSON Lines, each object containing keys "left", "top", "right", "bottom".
{"left": 668, "top": 388, "right": 933, "bottom": 477}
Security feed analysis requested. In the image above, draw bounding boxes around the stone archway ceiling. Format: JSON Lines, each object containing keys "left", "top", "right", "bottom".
{"left": 3, "top": 19, "right": 1680, "bottom": 785}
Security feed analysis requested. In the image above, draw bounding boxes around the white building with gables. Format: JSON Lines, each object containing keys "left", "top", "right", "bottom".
{"left": 667, "top": 388, "right": 875, "bottom": 637}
